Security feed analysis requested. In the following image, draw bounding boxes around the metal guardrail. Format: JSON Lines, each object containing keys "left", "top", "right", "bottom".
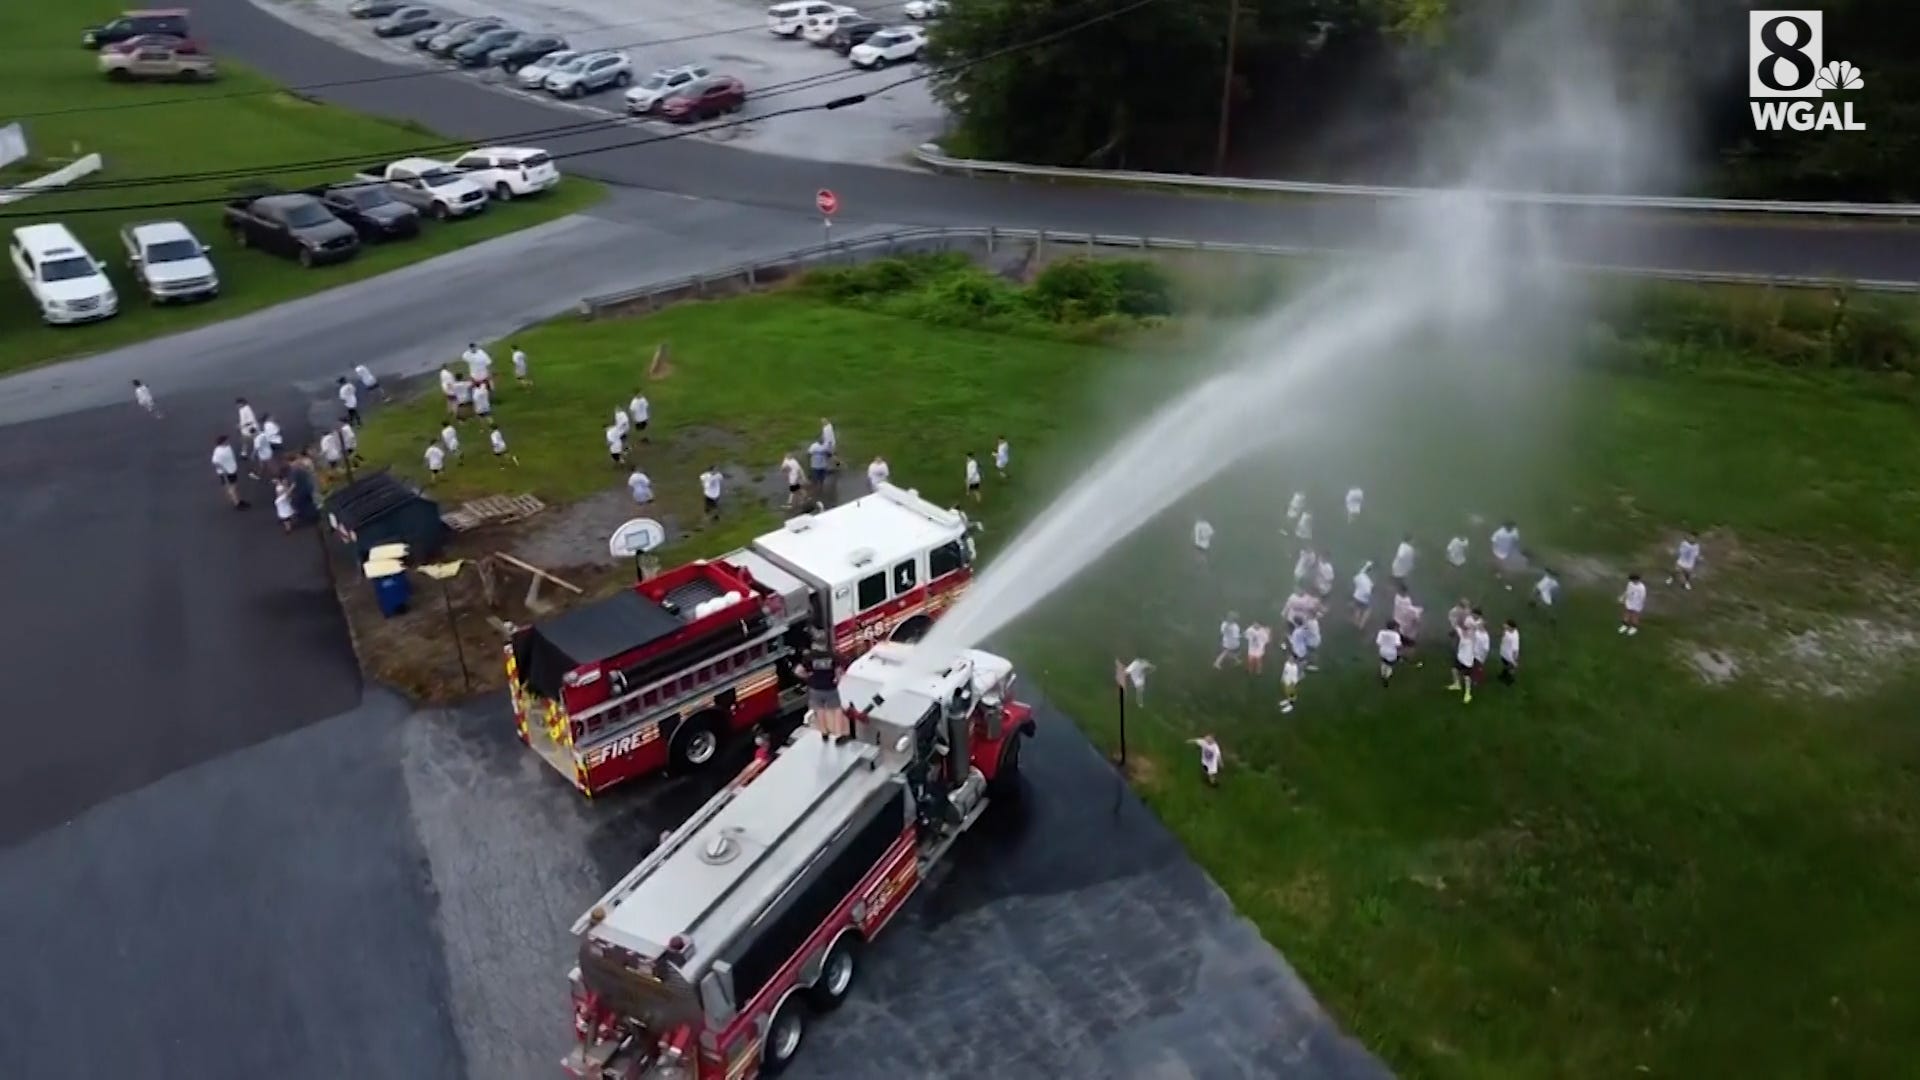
{"left": 912, "top": 144, "right": 1920, "bottom": 220}
{"left": 578, "top": 225, "right": 1919, "bottom": 314}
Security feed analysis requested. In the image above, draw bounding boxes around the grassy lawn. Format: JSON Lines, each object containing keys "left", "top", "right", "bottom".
{"left": 0, "top": 0, "right": 604, "bottom": 374}
{"left": 353, "top": 266, "right": 1920, "bottom": 1078}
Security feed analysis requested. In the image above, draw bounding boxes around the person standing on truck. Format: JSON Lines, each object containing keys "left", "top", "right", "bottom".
{"left": 806, "top": 631, "right": 850, "bottom": 742}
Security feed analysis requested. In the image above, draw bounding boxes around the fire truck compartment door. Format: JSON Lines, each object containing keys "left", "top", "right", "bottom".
{"left": 722, "top": 549, "right": 813, "bottom": 623}
{"left": 515, "top": 591, "right": 685, "bottom": 698}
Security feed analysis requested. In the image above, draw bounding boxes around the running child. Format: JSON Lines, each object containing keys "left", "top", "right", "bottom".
{"left": 1446, "top": 534, "right": 1470, "bottom": 572}
{"left": 627, "top": 467, "right": 653, "bottom": 505}
{"left": 1670, "top": 533, "right": 1701, "bottom": 590}
{"left": 628, "top": 391, "right": 650, "bottom": 443}
{"left": 1450, "top": 617, "right": 1477, "bottom": 703}
{"left": 1499, "top": 619, "right": 1520, "bottom": 684}
{"left": 510, "top": 345, "right": 530, "bottom": 387}
{"left": 700, "top": 466, "right": 724, "bottom": 518}
{"left": 1213, "top": 612, "right": 1244, "bottom": 670}
{"left": 965, "top": 453, "right": 982, "bottom": 502}
{"left": 354, "top": 362, "right": 388, "bottom": 402}
{"left": 439, "top": 422, "right": 461, "bottom": 461}
{"left": 1531, "top": 567, "right": 1560, "bottom": 624}
{"left": 1351, "top": 560, "right": 1375, "bottom": 627}
{"left": 236, "top": 397, "right": 259, "bottom": 442}
{"left": 1313, "top": 554, "right": 1336, "bottom": 598}
{"left": 1490, "top": 520, "right": 1522, "bottom": 586}
{"left": 133, "top": 379, "right": 161, "bottom": 419}
{"left": 261, "top": 414, "right": 283, "bottom": 451}
{"left": 1244, "top": 620, "right": 1271, "bottom": 676}
{"left": 1286, "top": 491, "right": 1306, "bottom": 523}
{"left": 1295, "top": 510, "right": 1314, "bottom": 542}
{"left": 488, "top": 421, "right": 518, "bottom": 467}
{"left": 1393, "top": 588, "right": 1423, "bottom": 661}
{"left": 471, "top": 380, "right": 492, "bottom": 421}
{"left": 273, "top": 479, "right": 296, "bottom": 535}
{"left": 1618, "top": 573, "right": 1647, "bottom": 636}
{"left": 1119, "top": 657, "right": 1154, "bottom": 706}
{"left": 1190, "top": 735, "right": 1222, "bottom": 787}
{"left": 1293, "top": 546, "right": 1316, "bottom": 588}
{"left": 1392, "top": 535, "right": 1416, "bottom": 590}
{"left": 611, "top": 405, "right": 630, "bottom": 442}
{"left": 336, "top": 376, "right": 361, "bottom": 426}
{"left": 1287, "top": 616, "right": 1313, "bottom": 676}
{"left": 1192, "top": 518, "right": 1214, "bottom": 564}
{"left": 1279, "top": 653, "right": 1302, "bottom": 714}
{"left": 438, "top": 366, "right": 458, "bottom": 417}
{"left": 424, "top": 440, "right": 447, "bottom": 482}
{"left": 451, "top": 376, "right": 473, "bottom": 418}
{"left": 781, "top": 453, "right": 805, "bottom": 508}
{"left": 1303, "top": 610, "right": 1324, "bottom": 671}
{"left": 318, "top": 428, "right": 344, "bottom": 473}
{"left": 338, "top": 418, "right": 359, "bottom": 464}
{"left": 1345, "top": 485, "right": 1364, "bottom": 523}
{"left": 995, "top": 436, "right": 1010, "bottom": 479}
{"left": 606, "top": 423, "right": 626, "bottom": 467}
{"left": 462, "top": 342, "right": 493, "bottom": 390}
{"left": 1471, "top": 609, "right": 1491, "bottom": 687}
{"left": 210, "top": 435, "right": 246, "bottom": 509}
{"left": 1375, "top": 620, "right": 1402, "bottom": 686}
{"left": 867, "top": 456, "right": 890, "bottom": 492}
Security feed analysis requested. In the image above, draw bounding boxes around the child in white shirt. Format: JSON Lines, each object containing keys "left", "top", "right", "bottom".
{"left": 1287, "top": 617, "right": 1313, "bottom": 667}
{"left": 627, "top": 469, "right": 653, "bottom": 504}
{"left": 440, "top": 423, "right": 461, "bottom": 459}
{"left": 612, "top": 406, "right": 631, "bottom": 439}
{"left": 489, "top": 422, "right": 516, "bottom": 466}
{"left": 1471, "top": 611, "right": 1491, "bottom": 683}
{"left": 700, "top": 467, "right": 725, "bottom": 516}
{"left": 1192, "top": 519, "right": 1214, "bottom": 561}
{"left": 1451, "top": 620, "right": 1478, "bottom": 703}
{"left": 1618, "top": 574, "right": 1647, "bottom": 635}
{"left": 1295, "top": 511, "right": 1313, "bottom": 542}
{"left": 1446, "top": 535, "right": 1469, "bottom": 569}
{"left": 236, "top": 398, "right": 259, "bottom": 440}
{"left": 1392, "top": 536, "right": 1416, "bottom": 588}
{"left": 510, "top": 347, "right": 530, "bottom": 387}
{"left": 1286, "top": 491, "right": 1305, "bottom": 523}
{"left": 1499, "top": 620, "right": 1520, "bottom": 684}
{"left": 319, "top": 430, "right": 343, "bottom": 471}
{"left": 262, "top": 415, "right": 283, "bottom": 449}
{"left": 1303, "top": 614, "right": 1323, "bottom": 670}
{"left": 1244, "top": 620, "right": 1271, "bottom": 675}
{"left": 1375, "top": 622, "right": 1402, "bottom": 686}
{"left": 132, "top": 379, "right": 161, "bottom": 418}
{"left": 438, "top": 367, "right": 458, "bottom": 416}
{"left": 1213, "top": 614, "right": 1244, "bottom": 670}
{"left": 994, "top": 437, "right": 1010, "bottom": 478}
{"left": 1490, "top": 521, "right": 1521, "bottom": 585}
{"left": 1670, "top": 534, "right": 1701, "bottom": 590}
{"left": 867, "top": 456, "right": 889, "bottom": 491}
{"left": 628, "top": 393, "right": 650, "bottom": 442}
{"left": 1190, "top": 735, "right": 1222, "bottom": 787}
{"left": 1345, "top": 486, "right": 1363, "bottom": 523}
{"left": 1531, "top": 568, "right": 1559, "bottom": 624}
{"left": 781, "top": 454, "right": 804, "bottom": 507}
{"left": 338, "top": 419, "right": 358, "bottom": 463}
{"left": 1293, "top": 546, "right": 1316, "bottom": 587}
{"left": 965, "top": 454, "right": 982, "bottom": 501}
{"left": 471, "top": 383, "right": 492, "bottom": 419}
{"left": 273, "top": 480, "right": 296, "bottom": 534}
{"left": 452, "top": 378, "right": 473, "bottom": 415}
{"left": 424, "top": 442, "right": 446, "bottom": 480}
{"left": 1119, "top": 657, "right": 1154, "bottom": 706}
{"left": 1351, "top": 561, "right": 1375, "bottom": 627}
{"left": 1393, "top": 589, "right": 1422, "bottom": 658}
{"left": 606, "top": 425, "right": 626, "bottom": 466}
{"left": 1279, "top": 655, "right": 1301, "bottom": 713}
{"left": 355, "top": 363, "right": 387, "bottom": 401}
{"left": 1313, "top": 555, "right": 1335, "bottom": 598}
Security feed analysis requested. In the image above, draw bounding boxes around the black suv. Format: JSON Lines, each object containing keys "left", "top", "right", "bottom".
{"left": 828, "top": 19, "right": 884, "bottom": 54}
{"left": 83, "top": 8, "right": 191, "bottom": 49}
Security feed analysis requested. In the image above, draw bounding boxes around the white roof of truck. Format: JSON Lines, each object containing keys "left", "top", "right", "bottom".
{"left": 750, "top": 483, "right": 966, "bottom": 589}
{"left": 585, "top": 727, "right": 897, "bottom": 978}
{"left": 839, "top": 642, "right": 1013, "bottom": 721}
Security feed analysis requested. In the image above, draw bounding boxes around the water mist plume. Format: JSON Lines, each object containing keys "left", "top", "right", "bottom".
{"left": 920, "top": 2, "right": 1671, "bottom": 660}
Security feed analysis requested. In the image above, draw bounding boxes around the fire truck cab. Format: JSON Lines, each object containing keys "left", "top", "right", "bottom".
{"left": 564, "top": 643, "right": 1033, "bottom": 1080}
{"left": 506, "top": 484, "right": 976, "bottom": 797}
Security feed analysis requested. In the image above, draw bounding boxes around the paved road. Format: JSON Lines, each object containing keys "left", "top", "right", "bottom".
{"left": 198, "top": 0, "right": 1920, "bottom": 284}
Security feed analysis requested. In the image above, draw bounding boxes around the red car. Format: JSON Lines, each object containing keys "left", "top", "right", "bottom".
{"left": 659, "top": 76, "right": 746, "bottom": 123}
{"left": 104, "top": 33, "right": 203, "bottom": 53}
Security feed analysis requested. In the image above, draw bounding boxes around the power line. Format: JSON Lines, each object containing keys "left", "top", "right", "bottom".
{"left": 9, "top": 1, "right": 921, "bottom": 121}
{"left": 0, "top": 0, "right": 1167, "bottom": 218}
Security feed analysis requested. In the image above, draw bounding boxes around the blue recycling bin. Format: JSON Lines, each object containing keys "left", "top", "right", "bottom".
{"left": 372, "top": 571, "right": 412, "bottom": 617}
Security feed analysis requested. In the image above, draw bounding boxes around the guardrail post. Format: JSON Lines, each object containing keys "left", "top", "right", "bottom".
{"left": 986, "top": 226, "right": 996, "bottom": 255}
{"left": 695, "top": 276, "right": 705, "bottom": 298}
{"left": 746, "top": 264, "right": 757, "bottom": 287}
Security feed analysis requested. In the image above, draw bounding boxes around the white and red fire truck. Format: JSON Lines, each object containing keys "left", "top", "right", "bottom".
{"left": 562, "top": 641, "right": 1035, "bottom": 1079}
{"left": 505, "top": 484, "right": 977, "bottom": 796}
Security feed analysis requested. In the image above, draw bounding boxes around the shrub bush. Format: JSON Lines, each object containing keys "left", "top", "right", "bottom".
{"left": 1026, "top": 258, "right": 1176, "bottom": 321}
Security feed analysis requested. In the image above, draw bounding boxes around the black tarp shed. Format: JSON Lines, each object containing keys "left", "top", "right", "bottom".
{"left": 515, "top": 590, "right": 684, "bottom": 699}
{"left": 323, "top": 470, "right": 448, "bottom": 563}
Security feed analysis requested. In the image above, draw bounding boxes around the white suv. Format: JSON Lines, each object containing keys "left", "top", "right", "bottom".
{"left": 453, "top": 146, "right": 561, "bottom": 200}
{"left": 767, "top": 2, "right": 853, "bottom": 36}
{"left": 624, "top": 64, "right": 710, "bottom": 114}
{"left": 10, "top": 223, "right": 119, "bottom": 325}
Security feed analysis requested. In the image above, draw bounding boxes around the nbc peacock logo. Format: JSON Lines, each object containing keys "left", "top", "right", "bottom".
{"left": 1748, "top": 11, "right": 1867, "bottom": 132}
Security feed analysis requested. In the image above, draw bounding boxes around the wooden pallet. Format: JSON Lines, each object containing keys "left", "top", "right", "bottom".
{"left": 441, "top": 493, "right": 546, "bottom": 533}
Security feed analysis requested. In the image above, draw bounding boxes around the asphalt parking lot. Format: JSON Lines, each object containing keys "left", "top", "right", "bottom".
{"left": 268, "top": 0, "right": 946, "bottom": 167}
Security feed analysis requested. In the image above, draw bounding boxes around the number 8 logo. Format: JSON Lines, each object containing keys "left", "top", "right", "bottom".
{"left": 1755, "top": 14, "right": 1815, "bottom": 93}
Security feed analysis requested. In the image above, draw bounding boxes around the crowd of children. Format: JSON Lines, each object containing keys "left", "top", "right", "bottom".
{"left": 1179, "top": 489, "right": 1705, "bottom": 786}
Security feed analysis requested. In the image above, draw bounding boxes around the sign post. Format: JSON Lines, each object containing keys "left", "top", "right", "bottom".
{"left": 815, "top": 188, "right": 838, "bottom": 248}
{"left": 1112, "top": 659, "right": 1129, "bottom": 768}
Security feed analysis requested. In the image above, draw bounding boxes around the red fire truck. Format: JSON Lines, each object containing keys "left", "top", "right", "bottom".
{"left": 562, "top": 641, "right": 1035, "bottom": 1079}
{"left": 505, "top": 484, "right": 977, "bottom": 796}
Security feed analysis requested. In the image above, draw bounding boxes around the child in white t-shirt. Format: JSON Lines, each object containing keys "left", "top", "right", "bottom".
{"left": 1351, "top": 561, "right": 1375, "bottom": 627}
{"left": 1279, "top": 655, "right": 1301, "bottom": 713}
{"left": 1670, "top": 534, "right": 1702, "bottom": 590}
{"left": 132, "top": 379, "right": 161, "bottom": 418}
{"left": 1294, "top": 511, "right": 1313, "bottom": 542}
{"left": 1490, "top": 521, "right": 1521, "bottom": 586}
{"left": 1531, "top": 568, "right": 1559, "bottom": 625}
{"left": 319, "top": 430, "right": 343, "bottom": 472}
{"left": 1192, "top": 519, "right": 1214, "bottom": 563}
{"left": 1375, "top": 621, "right": 1402, "bottom": 686}
{"left": 1499, "top": 620, "right": 1520, "bottom": 684}
{"left": 1451, "top": 619, "right": 1478, "bottom": 703}
{"left": 489, "top": 422, "right": 517, "bottom": 467}
{"left": 1285, "top": 491, "right": 1306, "bottom": 523}
{"left": 424, "top": 442, "right": 446, "bottom": 481}
{"left": 1244, "top": 620, "right": 1271, "bottom": 676}
{"left": 1292, "top": 546, "right": 1316, "bottom": 587}
{"left": 1313, "top": 555, "right": 1336, "bottom": 598}
{"left": 1391, "top": 536, "right": 1416, "bottom": 589}
{"left": 1190, "top": 735, "right": 1222, "bottom": 787}
{"left": 439, "top": 423, "right": 461, "bottom": 459}
{"left": 964, "top": 453, "right": 983, "bottom": 501}
{"left": 1618, "top": 574, "right": 1647, "bottom": 636}
{"left": 606, "top": 425, "right": 626, "bottom": 466}
{"left": 627, "top": 469, "right": 653, "bottom": 505}
{"left": 1446, "top": 535, "right": 1470, "bottom": 570}
{"left": 995, "top": 437, "right": 1011, "bottom": 478}
{"left": 1213, "top": 613, "right": 1244, "bottom": 670}
{"left": 1345, "top": 486, "right": 1363, "bottom": 523}
{"left": 1119, "top": 657, "right": 1154, "bottom": 706}
{"left": 273, "top": 479, "right": 296, "bottom": 534}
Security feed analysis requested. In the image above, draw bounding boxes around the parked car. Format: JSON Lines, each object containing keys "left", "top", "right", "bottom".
{"left": 827, "top": 18, "right": 884, "bottom": 54}
{"left": 623, "top": 63, "right": 710, "bottom": 114}
{"left": 223, "top": 194, "right": 360, "bottom": 267}
{"left": 347, "top": 0, "right": 408, "bottom": 16}
{"left": 420, "top": 17, "right": 502, "bottom": 54}
{"left": 766, "top": 2, "right": 852, "bottom": 37}
{"left": 659, "top": 75, "right": 747, "bottom": 123}
{"left": 312, "top": 184, "right": 421, "bottom": 241}
{"left": 544, "top": 50, "right": 631, "bottom": 97}
{"left": 848, "top": 25, "right": 926, "bottom": 67}
{"left": 82, "top": 8, "right": 189, "bottom": 49}
{"left": 513, "top": 48, "right": 577, "bottom": 87}
{"left": 803, "top": 10, "right": 864, "bottom": 46}
{"left": 903, "top": 0, "right": 948, "bottom": 18}
{"left": 120, "top": 220, "right": 219, "bottom": 302}
{"left": 9, "top": 223, "right": 119, "bottom": 325}
{"left": 373, "top": 6, "right": 437, "bottom": 37}
{"left": 492, "top": 33, "right": 566, "bottom": 72}
{"left": 352, "top": 157, "right": 489, "bottom": 219}
{"left": 100, "top": 40, "right": 216, "bottom": 81}
{"left": 101, "top": 32, "right": 202, "bottom": 54}
{"left": 452, "top": 146, "right": 560, "bottom": 201}
{"left": 452, "top": 27, "right": 522, "bottom": 67}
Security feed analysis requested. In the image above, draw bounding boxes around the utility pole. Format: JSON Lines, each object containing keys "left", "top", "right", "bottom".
{"left": 1213, "top": 0, "right": 1242, "bottom": 174}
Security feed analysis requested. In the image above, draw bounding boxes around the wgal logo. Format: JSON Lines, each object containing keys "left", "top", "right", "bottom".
{"left": 1749, "top": 11, "right": 1866, "bottom": 131}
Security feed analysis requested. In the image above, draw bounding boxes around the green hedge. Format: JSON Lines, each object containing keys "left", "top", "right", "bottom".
{"left": 802, "top": 255, "right": 1175, "bottom": 341}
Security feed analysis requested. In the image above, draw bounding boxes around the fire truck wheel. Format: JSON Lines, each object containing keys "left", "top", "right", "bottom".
{"left": 670, "top": 714, "right": 724, "bottom": 770}
{"left": 808, "top": 935, "right": 862, "bottom": 1012}
{"left": 989, "top": 732, "right": 1025, "bottom": 796}
{"left": 761, "top": 997, "right": 807, "bottom": 1074}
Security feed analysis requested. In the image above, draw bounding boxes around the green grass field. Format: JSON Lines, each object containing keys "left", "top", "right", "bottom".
{"left": 353, "top": 265, "right": 1920, "bottom": 1079}
{"left": 0, "top": 0, "right": 604, "bottom": 374}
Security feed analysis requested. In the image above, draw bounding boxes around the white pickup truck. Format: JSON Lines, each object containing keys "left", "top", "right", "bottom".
{"left": 351, "top": 157, "right": 489, "bottom": 220}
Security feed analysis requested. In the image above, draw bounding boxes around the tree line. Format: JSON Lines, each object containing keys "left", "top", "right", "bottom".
{"left": 924, "top": 0, "right": 1919, "bottom": 200}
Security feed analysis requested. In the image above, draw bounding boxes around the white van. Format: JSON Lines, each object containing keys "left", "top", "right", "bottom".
{"left": 10, "top": 223, "right": 119, "bottom": 325}
{"left": 767, "top": 1, "right": 852, "bottom": 36}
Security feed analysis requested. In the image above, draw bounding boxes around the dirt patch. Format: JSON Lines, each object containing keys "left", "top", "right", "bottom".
{"left": 1768, "top": 617, "right": 1920, "bottom": 700}
{"left": 1681, "top": 644, "right": 1741, "bottom": 686}
{"left": 1548, "top": 553, "right": 1623, "bottom": 588}
{"left": 508, "top": 488, "right": 675, "bottom": 568}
